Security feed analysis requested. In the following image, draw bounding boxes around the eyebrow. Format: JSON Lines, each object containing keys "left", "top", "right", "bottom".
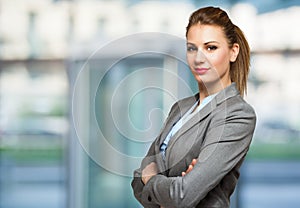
{"left": 186, "top": 41, "right": 219, "bottom": 46}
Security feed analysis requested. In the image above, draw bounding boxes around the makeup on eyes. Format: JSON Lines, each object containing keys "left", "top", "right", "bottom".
{"left": 186, "top": 41, "right": 219, "bottom": 53}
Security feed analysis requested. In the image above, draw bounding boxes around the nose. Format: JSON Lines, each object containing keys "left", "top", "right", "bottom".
{"left": 195, "top": 50, "right": 206, "bottom": 64}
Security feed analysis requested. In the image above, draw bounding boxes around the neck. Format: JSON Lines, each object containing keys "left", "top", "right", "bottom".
{"left": 198, "top": 84, "right": 209, "bottom": 104}
{"left": 198, "top": 80, "right": 231, "bottom": 103}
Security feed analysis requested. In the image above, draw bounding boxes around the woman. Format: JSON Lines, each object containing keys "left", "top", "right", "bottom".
{"left": 131, "top": 6, "right": 256, "bottom": 208}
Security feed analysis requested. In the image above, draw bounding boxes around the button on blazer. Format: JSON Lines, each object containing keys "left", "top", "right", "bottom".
{"left": 131, "top": 83, "right": 256, "bottom": 208}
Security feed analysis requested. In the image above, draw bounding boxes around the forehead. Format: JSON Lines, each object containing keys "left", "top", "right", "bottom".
{"left": 187, "top": 24, "right": 227, "bottom": 44}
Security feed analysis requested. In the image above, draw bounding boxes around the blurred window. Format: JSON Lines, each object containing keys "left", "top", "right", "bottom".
{"left": 0, "top": 60, "right": 68, "bottom": 208}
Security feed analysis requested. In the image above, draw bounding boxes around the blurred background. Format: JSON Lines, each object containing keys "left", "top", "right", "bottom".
{"left": 1, "top": 0, "right": 300, "bottom": 208}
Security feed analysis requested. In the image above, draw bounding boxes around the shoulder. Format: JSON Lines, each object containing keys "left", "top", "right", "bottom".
{"left": 213, "top": 94, "right": 256, "bottom": 131}
{"left": 213, "top": 83, "right": 256, "bottom": 118}
{"left": 168, "top": 93, "right": 198, "bottom": 114}
{"left": 177, "top": 94, "right": 198, "bottom": 106}
{"left": 226, "top": 95, "right": 256, "bottom": 118}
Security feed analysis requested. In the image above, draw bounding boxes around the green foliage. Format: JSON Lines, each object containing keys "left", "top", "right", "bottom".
{"left": 0, "top": 146, "right": 64, "bottom": 164}
{"left": 248, "top": 143, "right": 300, "bottom": 160}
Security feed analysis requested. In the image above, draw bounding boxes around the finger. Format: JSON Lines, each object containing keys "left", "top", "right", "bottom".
{"left": 186, "top": 164, "right": 193, "bottom": 174}
{"left": 191, "top": 159, "right": 197, "bottom": 166}
{"left": 182, "top": 172, "right": 186, "bottom": 176}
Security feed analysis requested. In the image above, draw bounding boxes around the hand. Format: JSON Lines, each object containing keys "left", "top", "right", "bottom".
{"left": 142, "top": 162, "right": 158, "bottom": 185}
{"left": 182, "top": 159, "right": 197, "bottom": 176}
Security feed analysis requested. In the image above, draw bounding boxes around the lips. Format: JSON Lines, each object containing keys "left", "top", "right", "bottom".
{"left": 195, "top": 67, "right": 209, "bottom": 75}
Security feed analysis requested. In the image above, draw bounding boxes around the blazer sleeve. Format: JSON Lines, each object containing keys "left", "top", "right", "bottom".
{"left": 139, "top": 100, "right": 256, "bottom": 208}
{"left": 131, "top": 141, "right": 160, "bottom": 208}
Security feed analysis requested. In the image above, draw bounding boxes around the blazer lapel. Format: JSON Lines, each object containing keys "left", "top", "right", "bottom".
{"left": 165, "top": 83, "right": 239, "bottom": 163}
{"left": 155, "top": 95, "right": 198, "bottom": 172}
{"left": 156, "top": 94, "right": 198, "bottom": 146}
{"left": 169, "top": 99, "right": 216, "bottom": 145}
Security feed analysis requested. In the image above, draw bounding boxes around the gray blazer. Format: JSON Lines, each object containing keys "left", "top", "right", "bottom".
{"left": 131, "top": 83, "right": 256, "bottom": 208}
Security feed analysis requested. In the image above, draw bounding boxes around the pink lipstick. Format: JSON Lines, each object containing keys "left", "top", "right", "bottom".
{"left": 195, "top": 67, "right": 209, "bottom": 75}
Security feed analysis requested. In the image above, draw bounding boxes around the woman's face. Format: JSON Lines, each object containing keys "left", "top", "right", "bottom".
{"left": 186, "top": 24, "right": 239, "bottom": 91}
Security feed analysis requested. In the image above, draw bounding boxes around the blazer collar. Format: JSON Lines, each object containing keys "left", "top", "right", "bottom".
{"left": 178, "top": 82, "right": 239, "bottom": 120}
{"left": 164, "top": 83, "right": 240, "bottom": 160}
{"left": 214, "top": 82, "right": 239, "bottom": 105}
{"left": 178, "top": 82, "right": 239, "bottom": 112}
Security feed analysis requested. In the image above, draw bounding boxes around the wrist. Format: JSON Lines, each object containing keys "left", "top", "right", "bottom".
{"left": 142, "top": 175, "right": 152, "bottom": 185}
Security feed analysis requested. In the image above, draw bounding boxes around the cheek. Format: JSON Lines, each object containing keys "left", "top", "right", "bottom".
{"left": 186, "top": 55, "right": 194, "bottom": 67}
{"left": 209, "top": 51, "right": 229, "bottom": 68}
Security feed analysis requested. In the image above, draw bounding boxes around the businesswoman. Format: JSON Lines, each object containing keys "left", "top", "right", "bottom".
{"left": 131, "top": 6, "right": 256, "bottom": 208}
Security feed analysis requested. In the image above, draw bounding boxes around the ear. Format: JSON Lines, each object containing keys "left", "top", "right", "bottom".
{"left": 230, "top": 43, "right": 239, "bottom": 62}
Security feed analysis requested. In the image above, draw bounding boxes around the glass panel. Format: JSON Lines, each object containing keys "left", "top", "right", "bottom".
{"left": 69, "top": 51, "right": 196, "bottom": 207}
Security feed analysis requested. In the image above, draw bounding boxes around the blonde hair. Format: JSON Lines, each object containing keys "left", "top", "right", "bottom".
{"left": 186, "top": 6, "right": 250, "bottom": 96}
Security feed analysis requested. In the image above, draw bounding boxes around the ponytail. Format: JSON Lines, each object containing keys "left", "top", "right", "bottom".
{"left": 230, "top": 25, "right": 250, "bottom": 97}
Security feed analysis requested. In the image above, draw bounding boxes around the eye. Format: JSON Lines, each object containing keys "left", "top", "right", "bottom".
{"left": 207, "top": 45, "right": 217, "bottom": 51}
{"left": 187, "top": 46, "right": 197, "bottom": 52}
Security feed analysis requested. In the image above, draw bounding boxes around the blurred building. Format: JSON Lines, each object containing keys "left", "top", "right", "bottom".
{"left": 0, "top": 0, "right": 194, "bottom": 59}
{"left": 1, "top": 0, "right": 300, "bottom": 59}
